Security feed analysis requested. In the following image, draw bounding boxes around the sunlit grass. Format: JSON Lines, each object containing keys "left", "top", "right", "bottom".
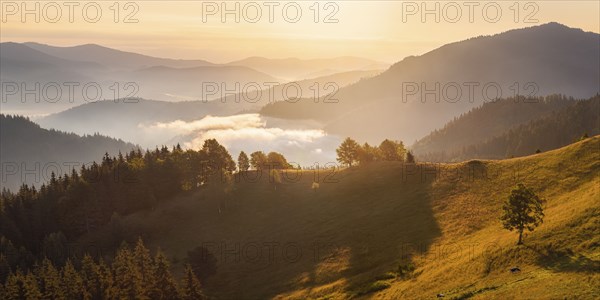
{"left": 79, "top": 136, "right": 599, "bottom": 299}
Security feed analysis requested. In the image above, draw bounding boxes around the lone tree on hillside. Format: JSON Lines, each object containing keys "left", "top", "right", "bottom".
{"left": 336, "top": 137, "right": 360, "bottom": 167}
{"left": 500, "top": 183, "right": 545, "bottom": 245}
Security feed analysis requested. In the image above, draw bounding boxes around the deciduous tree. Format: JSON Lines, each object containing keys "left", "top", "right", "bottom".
{"left": 500, "top": 183, "right": 545, "bottom": 245}
{"left": 336, "top": 138, "right": 360, "bottom": 167}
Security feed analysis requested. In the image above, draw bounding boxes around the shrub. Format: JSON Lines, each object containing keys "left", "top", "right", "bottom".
{"left": 396, "top": 263, "right": 416, "bottom": 278}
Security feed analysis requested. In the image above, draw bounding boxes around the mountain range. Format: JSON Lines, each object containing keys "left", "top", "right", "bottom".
{"left": 2, "top": 22, "right": 599, "bottom": 174}
{"left": 0, "top": 42, "right": 385, "bottom": 115}
{"left": 261, "top": 22, "right": 600, "bottom": 143}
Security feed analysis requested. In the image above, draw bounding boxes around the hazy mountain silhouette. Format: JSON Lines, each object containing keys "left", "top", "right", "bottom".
{"left": 0, "top": 43, "right": 275, "bottom": 113}
{"left": 207, "top": 69, "right": 382, "bottom": 112}
{"left": 413, "top": 95, "right": 599, "bottom": 161}
{"left": 129, "top": 65, "right": 279, "bottom": 101}
{"left": 260, "top": 23, "right": 600, "bottom": 144}
{"left": 1, "top": 42, "right": 102, "bottom": 71}
{"left": 1, "top": 42, "right": 383, "bottom": 115}
{"left": 0, "top": 43, "right": 106, "bottom": 115}
{"left": 458, "top": 96, "right": 599, "bottom": 159}
{"left": 24, "top": 42, "right": 216, "bottom": 70}
{"left": 37, "top": 70, "right": 381, "bottom": 147}
{"left": 226, "top": 56, "right": 388, "bottom": 81}
{"left": 37, "top": 99, "right": 221, "bottom": 147}
{"left": 0, "top": 114, "right": 137, "bottom": 191}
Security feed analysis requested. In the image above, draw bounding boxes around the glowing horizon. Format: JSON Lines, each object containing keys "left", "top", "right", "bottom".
{"left": 1, "top": 1, "right": 599, "bottom": 63}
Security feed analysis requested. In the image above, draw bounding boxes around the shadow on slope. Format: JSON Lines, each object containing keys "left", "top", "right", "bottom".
{"left": 88, "top": 162, "right": 442, "bottom": 299}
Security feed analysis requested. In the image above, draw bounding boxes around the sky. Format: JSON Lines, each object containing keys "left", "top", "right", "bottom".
{"left": 1, "top": 1, "right": 599, "bottom": 63}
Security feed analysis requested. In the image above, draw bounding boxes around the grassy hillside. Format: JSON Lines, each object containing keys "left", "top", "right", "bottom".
{"left": 84, "top": 136, "right": 599, "bottom": 299}
{"left": 376, "top": 136, "right": 599, "bottom": 299}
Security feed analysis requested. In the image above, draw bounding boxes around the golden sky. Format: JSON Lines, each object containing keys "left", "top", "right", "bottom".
{"left": 1, "top": 1, "right": 599, "bottom": 63}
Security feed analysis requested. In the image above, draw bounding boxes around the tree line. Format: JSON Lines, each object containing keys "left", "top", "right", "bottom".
{"left": 0, "top": 238, "right": 206, "bottom": 299}
{"left": 237, "top": 150, "right": 293, "bottom": 172}
{"left": 0, "top": 138, "right": 293, "bottom": 284}
{"left": 336, "top": 138, "right": 415, "bottom": 167}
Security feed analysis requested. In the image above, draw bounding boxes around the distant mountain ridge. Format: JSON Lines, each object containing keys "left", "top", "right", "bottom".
{"left": 411, "top": 94, "right": 576, "bottom": 156}
{"left": 36, "top": 69, "right": 382, "bottom": 148}
{"left": 260, "top": 23, "right": 600, "bottom": 143}
{"left": 226, "top": 56, "right": 388, "bottom": 80}
{"left": 0, "top": 43, "right": 276, "bottom": 113}
{"left": 412, "top": 95, "right": 600, "bottom": 161}
{"left": 0, "top": 114, "right": 138, "bottom": 191}
{"left": 23, "top": 42, "right": 216, "bottom": 70}
{"left": 1, "top": 42, "right": 381, "bottom": 114}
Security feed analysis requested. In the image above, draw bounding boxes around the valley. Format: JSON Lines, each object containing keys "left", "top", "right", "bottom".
{"left": 1, "top": 16, "right": 599, "bottom": 299}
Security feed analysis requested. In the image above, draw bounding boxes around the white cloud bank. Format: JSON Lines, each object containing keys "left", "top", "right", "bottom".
{"left": 140, "top": 114, "right": 341, "bottom": 166}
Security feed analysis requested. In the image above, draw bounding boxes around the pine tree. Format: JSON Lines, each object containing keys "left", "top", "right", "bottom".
{"left": 3, "top": 271, "right": 23, "bottom": 300}
{"left": 97, "top": 259, "right": 114, "bottom": 300}
{"left": 23, "top": 271, "right": 42, "bottom": 300}
{"left": 180, "top": 264, "right": 206, "bottom": 300}
{"left": 133, "top": 238, "right": 155, "bottom": 299}
{"left": 62, "top": 260, "right": 84, "bottom": 299}
{"left": 112, "top": 245, "right": 144, "bottom": 299}
{"left": 80, "top": 254, "right": 102, "bottom": 300}
{"left": 152, "top": 251, "right": 180, "bottom": 299}
{"left": 35, "top": 258, "right": 63, "bottom": 299}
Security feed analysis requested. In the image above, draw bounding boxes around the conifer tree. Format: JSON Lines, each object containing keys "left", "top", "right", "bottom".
{"left": 36, "top": 258, "right": 63, "bottom": 299}
{"left": 23, "top": 271, "right": 42, "bottom": 300}
{"left": 97, "top": 259, "right": 114, "bottom": 300}
{"left": 80, "top": 254, "right": 102, "bottom": 300}
{"left": 112, "top": 245, "right": 143, "bottom": 299}
{"left": 133, "top": 238, "right": 155, "bottom": 299}
{"left": 152, "top": 251, "right": 181, "bottom": 299}
{"left": 180, "top": 264, "right": 206, "bottom": 300}
{"left": 62, "top": 260, "right": 84, "bottom": 299}
{"left": 3, "top": 271, "right": 23, "bottom": 300}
